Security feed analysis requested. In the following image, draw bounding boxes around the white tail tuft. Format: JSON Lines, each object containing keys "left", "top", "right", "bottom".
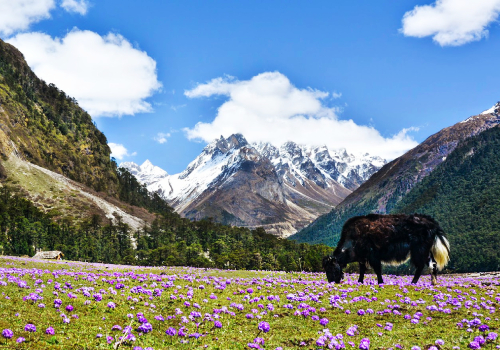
{"left": 431, "top": 235, "right": 450, "bottom": 271}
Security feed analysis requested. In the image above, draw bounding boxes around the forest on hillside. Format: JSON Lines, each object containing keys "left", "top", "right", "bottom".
{"left": 0, "top": 181, "right": 332, "bottom": 272}
{"left": 394, "top": 125, "right": 500, "bottom": 272}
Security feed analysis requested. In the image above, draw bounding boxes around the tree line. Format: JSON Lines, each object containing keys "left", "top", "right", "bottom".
{"left": 0, "top": 185, "right": 333, "bottom": 272}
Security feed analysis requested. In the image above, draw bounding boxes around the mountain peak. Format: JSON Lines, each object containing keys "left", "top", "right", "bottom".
{"left": 480, "top": 101, "right": 500, "bottom": 116}
{"left": 141, "top": 159, "right": 154, "bottom": 170}
{"left": 209, "top": 134, "right": 249, "bottom": 155}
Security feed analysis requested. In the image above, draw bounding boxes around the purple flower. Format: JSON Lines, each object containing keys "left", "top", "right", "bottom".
{"left": 435, "top": 339, "right": 445, "bottom": 346}
{"left": 166, "top": 327, "right": 177, "bottom": 336}
{"left": 112, "top": 325, "right": 122, "bottom": 331}
{"left": 469, "top": 341, "right": 481, "bottom": 350}
{"left": 357, "top": 309, "right": 365, "bottom": 316}
{"left": 16, "top": 337, "right": 25, "bottom": 343}
{"left": 320, "top": 318, "right": 329, "bottom": 326}
{"left": 137, "top": 323, "right": 153, "bottom": 334}
{"left": 214, "top": 320, "right": 222, "bottom": 328}
{"left": 474, "top": 336, "right": 486, "bottom": 345}
{"left": 487, "top": 332, "right": 498, "bottom": 342}
{"left": 65, "top": 305, "right": 74, "bottom": 312}
{"left": 107, "top": 302, "right": 116, "bottom": 309}
{"left": 479, "top": 325, "right": 490, "bottom": 332}
{"left": 2, "top": 329, "right": 13, "bottom": 339}
{"left": 258, "top": 321, "right": 270, "bottom": 333}
{"left": 359, "top": 338, "right": 370, "bottom": 350}
{"left": 24, "top": 324, "right": 36, "bottom": 332}
{"left": 45, "top": 327, "right": 55, "bottom": 335}
{"left": 96, "top": 333, "right": 103, "bottom": 338}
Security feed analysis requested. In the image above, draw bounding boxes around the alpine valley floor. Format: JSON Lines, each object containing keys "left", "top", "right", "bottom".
{"left": 0, "top": 256, "right": 498, "bottom": 349}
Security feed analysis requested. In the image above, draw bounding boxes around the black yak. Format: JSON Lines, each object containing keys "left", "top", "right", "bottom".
{"left": 323, "top": 214, "right": 450, "bottom": 285}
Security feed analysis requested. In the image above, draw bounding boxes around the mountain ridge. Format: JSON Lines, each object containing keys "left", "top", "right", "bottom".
{"left": 290, "top": 102, "right": 500, "bottom": 246}
{"left": 121, "top": 134, "right": 385, "bottom": 236}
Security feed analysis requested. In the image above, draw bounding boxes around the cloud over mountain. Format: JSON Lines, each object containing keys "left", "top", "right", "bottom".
{"left": 184, "top": 72, "right": 418, "bottom": 160}
{"left": 401, "top": 0, "right": 500, "bottom": 46}
{"left": 8, "top": 29, "right": 162, "bottom": 117}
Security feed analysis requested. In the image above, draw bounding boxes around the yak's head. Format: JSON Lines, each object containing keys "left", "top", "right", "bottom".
{"left": 322, "top": 255, "right": 344, "bottom": 283}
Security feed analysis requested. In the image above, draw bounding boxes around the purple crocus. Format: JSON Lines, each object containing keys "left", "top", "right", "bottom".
{"left": 469, "top": 341, "right": 481, "bottom": 350}
{"left": 137, "top": 323, "right": 153, "bottom": 334}
{"left": 45, "top": 327, "right": 55, "bottom": 335}
{"left": 359, "top": 338, "right": 370, "bottom": 350}
{"left": 487, "top": 332, "right": 498, "bottom": 342}
{"left": 16, "top": 337, "right": 25, "bottom": 343}
{"left": 479, "top": 325, "right": 489, "bottom": 332}
{"left": 1, "top": 329, "right": 13, "bottom": 339}
{"left": 166, "top": 327, "right": 177, "bottom": 336}
{"left": 24, "top": 324, "right": 36, "bottom": 332}
{"left": 258, "top": 321, "right": 270, "bottom": 333}
{"left": 65, "top": 305, "right": 74, "bottom": 312}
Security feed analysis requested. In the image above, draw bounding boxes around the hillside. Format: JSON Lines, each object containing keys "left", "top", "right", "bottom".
{"left": 0, "top": 38, "right": 116, "bottom": 192}
{"left": 290, "top": 103, "right": 500, "bottom": 246}
{"left": 393, "top": 124, "right": 500, "bottom": 272}
{"left": 0, "top": 38, "right": 171, "bottom": 225}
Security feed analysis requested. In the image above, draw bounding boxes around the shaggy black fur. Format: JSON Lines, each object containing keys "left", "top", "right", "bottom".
{"left": 322, "top": 214, "right": 449, "bottom": 284}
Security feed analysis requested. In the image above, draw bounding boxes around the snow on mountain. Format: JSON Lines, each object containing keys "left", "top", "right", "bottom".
{"left": 254, "top": 142, "right": 385, "bottom": 191}
{"left": 120, "top": 160, "right": 168, "bottom": 185}
{"left": 480, "top": 102, "right": 500, "bottom": 115}
{"left": 120, "top": 134, "right": 385, "bottom": 236}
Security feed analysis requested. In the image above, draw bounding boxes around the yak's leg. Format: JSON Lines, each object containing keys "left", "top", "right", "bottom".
{"left": 369, "top": 258, "right": 384, "bottom": 284}
{"left": 411, "top": 264, "right": 425, "bottom": 284}
{"left": 430, "top": 254, "right": 438, "bottom": 285}
{"left": 358, "top": 262, "right": 366, "bottom": 284}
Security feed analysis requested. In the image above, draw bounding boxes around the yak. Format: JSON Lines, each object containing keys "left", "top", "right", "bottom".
{"left": 323, "top": 214, "right": 450, "bottom": 285}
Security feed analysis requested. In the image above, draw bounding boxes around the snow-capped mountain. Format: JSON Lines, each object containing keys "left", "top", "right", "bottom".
{"left": 120, "top": 159, "right": 169, "bottom": 185}
{"left": 121, "top": 134, "right": 385, "bottom": 237}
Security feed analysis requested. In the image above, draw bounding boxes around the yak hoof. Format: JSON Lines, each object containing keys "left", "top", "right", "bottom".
{"left": 431, "top": 275, "right": 437, "bottom": 285}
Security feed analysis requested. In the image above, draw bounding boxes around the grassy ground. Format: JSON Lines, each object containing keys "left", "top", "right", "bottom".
{"left": 0, "top": 256, "right": 498, "bottom": 349}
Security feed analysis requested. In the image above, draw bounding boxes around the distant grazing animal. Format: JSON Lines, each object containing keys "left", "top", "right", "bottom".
{"left": 323, "top": 214, "right": 450, "bottom": 285}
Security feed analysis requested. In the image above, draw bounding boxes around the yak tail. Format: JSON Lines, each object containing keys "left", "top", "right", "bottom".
{"left": 431, "top": 232, "right": 450, "bottom": 271}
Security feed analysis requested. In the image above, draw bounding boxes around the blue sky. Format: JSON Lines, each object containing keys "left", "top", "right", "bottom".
{"left": 2, "top": 0, "right": 500, "bottom": 173}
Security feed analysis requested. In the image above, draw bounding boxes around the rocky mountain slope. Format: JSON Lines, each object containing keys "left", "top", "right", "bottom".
{"left": 290, "top": 102, "right": 500, "bottom": 245}
{"left": 121, "top": 134, "right": 384, "bottom": 237}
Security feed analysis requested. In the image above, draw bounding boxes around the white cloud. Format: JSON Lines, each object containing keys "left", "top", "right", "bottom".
{"left": 154, "top": 132, "right": 171, "bottom": 144}
{"left": 184, "top": 72, "right": 418, "bottom": 160}
{"left": 109, "top": 143, "right": 135, "bottom": 160}
{"left": 401, "top": 0, "right": 500, "bottom": 46}
{"left": 61, "top": 0, "right": 89, "bottom": 15}
{"left": 7, "top": 29, "right": 162, "bottom": 117}
{"left": 0, "top": 0, "right": 55, "bottom": 37}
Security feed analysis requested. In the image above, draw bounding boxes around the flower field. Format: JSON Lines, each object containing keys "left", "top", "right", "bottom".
{"left": 0, "top": 256, "right": 499, "bottom": 349}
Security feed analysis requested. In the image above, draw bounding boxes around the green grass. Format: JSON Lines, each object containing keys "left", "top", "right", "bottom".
{"left": 0, "top": 256, "right": 498, "bottom": 349}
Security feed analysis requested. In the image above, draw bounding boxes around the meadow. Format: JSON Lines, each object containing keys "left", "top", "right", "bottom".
{"left": 0, "top": 256, "right": 498, "bottom": 349}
